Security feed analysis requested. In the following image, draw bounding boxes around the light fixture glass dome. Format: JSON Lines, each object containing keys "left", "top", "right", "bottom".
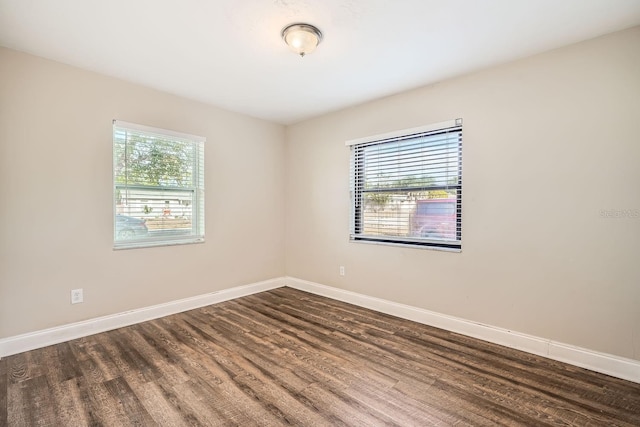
{"left": 282, "top": 23, "right": 323, "bottom": 57}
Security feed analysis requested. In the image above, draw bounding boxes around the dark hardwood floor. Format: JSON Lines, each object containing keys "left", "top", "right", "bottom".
{"left": 1, "top": 287, "right": 639, "bottom": 426}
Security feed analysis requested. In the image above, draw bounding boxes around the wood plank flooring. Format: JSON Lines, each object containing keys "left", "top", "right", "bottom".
{"left": 1, "top": 287, "right": 639, "bottom": 426}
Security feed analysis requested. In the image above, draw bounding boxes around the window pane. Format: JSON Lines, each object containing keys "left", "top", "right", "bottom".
{"left": 361, "top": 133, "right": 461, "bottom": 191}
{"left": 114, "top": 130, "right": 196, "bottom": 188}
{"left": 116, "top": 187, "right": 195, "bottom": 239}
{"left": 362, "top": 192, "right": 458, "bottom": 240}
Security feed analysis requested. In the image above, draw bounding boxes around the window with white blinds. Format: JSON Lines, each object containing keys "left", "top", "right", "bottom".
{"left": 347, "top": 119, "right": 462, "bottom": 250}
{"left": 113, "top": 120, "right": 205, "bottom": 249}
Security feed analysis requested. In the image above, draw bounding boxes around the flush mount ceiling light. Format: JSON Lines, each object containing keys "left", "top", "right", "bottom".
{"left": 281, "top": 23, "right": 323, "bottom": 57}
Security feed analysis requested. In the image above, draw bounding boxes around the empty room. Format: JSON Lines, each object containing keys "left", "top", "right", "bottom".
{"left": 1, "top": 0, "right": 640, "bottom": 425}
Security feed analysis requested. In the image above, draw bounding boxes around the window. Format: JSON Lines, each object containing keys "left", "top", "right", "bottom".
{"left": 348, "top": 119, "right": 462, "bottom": 250}
{"left": 113, "top": 120, "right": 205, "bottom": 249}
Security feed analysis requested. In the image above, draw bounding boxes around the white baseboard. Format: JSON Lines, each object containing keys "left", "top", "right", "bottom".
{"left": 284, "top": 276, "right": 640, "bottom": 384}
{"left": 0, "top": 278, "right": 284, "bottom": 358}
{"left": 3, "top": 275, "right": 638, "bottom": 384}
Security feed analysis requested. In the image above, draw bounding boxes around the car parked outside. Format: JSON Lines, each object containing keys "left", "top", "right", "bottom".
{"left": 410, "top": 198, "right": 457, "bottom": 239}
{"left": 115, "top": 214, "right": 148, "bottom": 239}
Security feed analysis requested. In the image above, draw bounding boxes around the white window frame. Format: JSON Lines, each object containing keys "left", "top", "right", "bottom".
{"left": 113, "top": 120, "right": 205, "bottom": 249}
{"left": 347, "top": 118, "right": 462, "bottom": 251}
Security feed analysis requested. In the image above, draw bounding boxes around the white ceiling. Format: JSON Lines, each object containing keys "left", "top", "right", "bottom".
{"left": 2, "top": 1, "right": 640, "bottom": 125}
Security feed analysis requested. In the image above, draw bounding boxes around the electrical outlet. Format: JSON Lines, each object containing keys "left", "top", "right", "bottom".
{"left": 339, "top": 266, "right": 345, "bottom": 276}
{"left": 71, "top": 288, "right": 83, "bottom": 304}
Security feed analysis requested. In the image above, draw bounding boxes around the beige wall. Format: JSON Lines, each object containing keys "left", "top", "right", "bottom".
{"left": 2, "top": 27, "right": 639, "bottom": 362}
{"left": 285, "top": 27, "right": 640, "bottom": 361}
{"left": 0, "top": 48, "right": 286, "bottom": 338}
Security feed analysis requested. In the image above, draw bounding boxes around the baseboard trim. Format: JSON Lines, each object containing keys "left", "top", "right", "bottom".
{"left": 284, "top": 276, "right": 640, "bottom": 384}
{"left": 0, "top": 278, "right": 284, "bottom": 358}
{"left": 3, "top": 276, "right": 638, "bottom": 384}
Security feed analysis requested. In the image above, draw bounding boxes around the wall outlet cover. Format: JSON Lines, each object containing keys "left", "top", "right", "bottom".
{"left": 71, "top": 289, "right": 83, "bottom": 304}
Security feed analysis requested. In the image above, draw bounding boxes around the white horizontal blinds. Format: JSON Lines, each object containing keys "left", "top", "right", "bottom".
{"left": 113, "top": 121, "right": 205, "bottom": 248}
{"left": 350, "top": 120, "right": 462, "bottom": 249}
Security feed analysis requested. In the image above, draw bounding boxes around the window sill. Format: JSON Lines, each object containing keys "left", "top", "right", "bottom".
{"left": 113, "top": 237, "right": 205, "bottom": 250}
{"left": 349, "top": 237, "right": 461, "bottom": 253}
